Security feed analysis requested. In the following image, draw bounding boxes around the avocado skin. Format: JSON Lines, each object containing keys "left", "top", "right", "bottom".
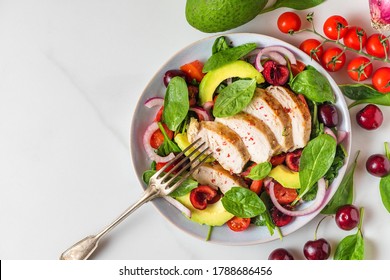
{"left": 185, "top": 0, "right": 268, "bottom": 33}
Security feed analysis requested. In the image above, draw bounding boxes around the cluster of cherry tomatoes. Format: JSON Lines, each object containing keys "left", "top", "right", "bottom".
{"left": 277, "top": 12, "right": 390, "bottom": 93}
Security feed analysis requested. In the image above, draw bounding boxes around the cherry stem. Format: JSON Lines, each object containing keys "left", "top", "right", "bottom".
{"left": 314, "top": 215, "right": 329, "bottom": 240}
{"left": 357, "top": 207, "right": 364, "bottom": 232}
{"left": 384, "top": 142, "right": 390, "bottom": 160}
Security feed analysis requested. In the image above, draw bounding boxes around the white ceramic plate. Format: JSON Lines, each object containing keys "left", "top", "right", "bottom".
{"left": 130, "top": 33, "right": 351, "bottom": 245}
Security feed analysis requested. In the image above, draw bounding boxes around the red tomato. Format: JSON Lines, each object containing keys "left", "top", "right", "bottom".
{"left": 155, "top": 161, "right": 176, "bottom": 173}
{"left": 372, "top": 67, "right": 390, "bottom": 93}
{"left": 366, "top": 33, "right": 390, "bottom": 58}
{"left": 269, "top": 181, "right": 298, "bottom": 205}
{"left": 250, "top": 179, "right": 263, "bottom": 195}
{"left": 347, "top": 56, "right": 373, "bottom": 81}
{"left": 150, "top": 123, "right": 173, "bottom": 149}
{"left": 299, "top": 39, "right": 324, "bottom": 61}
{"left": 321, "top": 47, "right": 346, "bottom": 72}
{"left": 154, "top": 106, "right": 164, "bottom": 122}
{"left": 277, "top": 12, "right": 301, "bottom": 34}
{"left": 270, "top": 153, "right": 286, "bottom": 166}
{"left": 343, "top": 26, "right": 367, "bottom": 50}
{"left": 227, "top": 216, "right": 251, "bottom": 232}
{"left": 297, "top": 94, "right": 309, "bottom": 109}
{"left": 323, "top": 15, "right": 348, "bottom": 40}
{"left": 290, "top": 60, "right": 306, "bottom": 76}
{"left": 180, "top": 60, "right": 205, "bottom": 83}
{"left": 189, "top": 185, "right": 217, "bottom": 210}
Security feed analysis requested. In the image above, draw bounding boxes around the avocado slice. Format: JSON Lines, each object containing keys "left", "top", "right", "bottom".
{"left": 199, "top": 60, "right": 264, "bottom": 105}
{"left": 174, "top": 133, "right": 214, "bottom": 162}
{"left": 176, "top": 193, "right": 234, "bottom": 226}
{"left": 268, "top": 165, "right": 301, "bottom": 189}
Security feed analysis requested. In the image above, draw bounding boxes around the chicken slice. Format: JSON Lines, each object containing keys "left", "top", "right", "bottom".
{"left": 192, "top": 163, "right": 247, "bottom": 194}
{"left": 215, "top": 112, "right": 281, "bottom": 163}
{"left": 266, "top": 86, "right": 311, "bottom": 150}
{"left": 187, "top": 118, "right": 250, "bottom": 174}
{"left": 243, "top": 88, "right": 294, "bottom": 152}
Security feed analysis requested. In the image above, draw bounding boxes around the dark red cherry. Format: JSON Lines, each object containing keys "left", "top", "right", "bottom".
{"left": 318, "top": 104, "right": 339, "bottom": 127}
{"left": 303, "top": 238, "right": 331, "bottom": 260}
{"left": 335, "top": 204, "right": 360, "bottom": 230}
{"left": 366, "top": 154, "right": 390, "bottom": 177}
{"left": 189, "top": 185, "right": 217, "bottom": 210}
{"left": 285, "top": 149, "right": 302, "bottom": 172}
{"left": 262, "top": 60, "right": 289, "bottom": 86}
{"left": 356, "top": 104, "right": 383, "bottom": 130}
{"left": 268, "top": 248, "right": 294, "bottom": 260}
{"left": 271, "top": 206, "right": 293, "bottom": 227}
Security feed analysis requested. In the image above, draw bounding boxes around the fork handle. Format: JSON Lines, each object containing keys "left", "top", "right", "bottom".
{"left": 60, "top": 185, "right": 160, "bottom": 260}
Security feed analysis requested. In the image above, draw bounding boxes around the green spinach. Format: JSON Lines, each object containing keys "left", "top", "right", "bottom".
{"left": 246, "top": 162, "right": 272, "bottom": 180}
{"left": 156, "top": 122, "right": 181, "bottom": 156}
{"left": 298, "top": 134, "right": 337, "bottom": 200}
{"left": 203, "top": 43, "right": 257, "bottom": 73}
{"left": 321, "top": 150, "right": 359, "bottom": 215}
{"left": 221, "top": 187, "right": 266, "bottom": 218}
{"left": 260, "top": 0, "right": 325, "bottom": 13}
{"left": 324, "top": 144, "right": 347, "bottom": 184}
{"left": 339, "top": 84, "right": 390, "bottom": 108}
{"left": 213, "top": 78, "right": 257, "bottom": 117}
{"left": 212, "top": 36, "right": 230, "bottom": 54}
{"left": 163, "top": 76, "right": 189, "bottom": 131}
{"left": 290, "top": 68, "right": 335, "bottom": 103}
{"left": 380, "top": 142, "right": 390, "bottom": 213}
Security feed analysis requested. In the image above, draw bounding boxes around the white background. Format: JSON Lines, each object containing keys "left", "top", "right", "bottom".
{"left": 1, "top": 0, "right": 390, "bottom": 260}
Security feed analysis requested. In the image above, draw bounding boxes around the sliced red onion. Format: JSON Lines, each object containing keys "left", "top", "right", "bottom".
{"left": 269, "top": 178, "right": 327, "bottom": 217}
{"left": 190, "top": 106, "right": 212, "bottom": 121}
{"left": 144, "top": 97, "right": 164, "bottom": 108}
{"left": 337, "top": 130, "right": 349, "bottom": 144}
{"left": 143, "top": 122, "right": 175, "bottom": 162}
{"left": 255, "top": 46, "right": 297, "bottom": 72}
{"left": 203, "top": 101, "right": 214, "bottom": 112}
{"left": 324, "top": 127, "right": 337, "bottom": 142}
{"left": 163, "top": 196, "right": 192, "bottom": 218}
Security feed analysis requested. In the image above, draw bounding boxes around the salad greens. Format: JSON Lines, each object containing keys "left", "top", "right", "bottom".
{"left": 246, "top": 162, "right": 272, "bottom": 180}
{"left": 221, "top": 187, "right": 266, "bottom": 218}
{"left": 156, "top": 122, "right": 181, "bottom": 156}
{"left": 260, "top": 0, "right": 325, "bottom": 14}
{"left": 339, "top": 83, "right": 390, "bottom": 108}
{"left": 380, "top": 143, "right": 390, "bottom": 213}
{"left": 211, "top": 36, "right": 230, "bottom": 54}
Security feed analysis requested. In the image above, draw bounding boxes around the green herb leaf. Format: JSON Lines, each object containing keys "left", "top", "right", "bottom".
{"left": 380, "top": 175, "right": 390, "bottom": 213}
{"left": 213, "top": 78, "right": 256, "bottom": 117}
{"left": 298, "top": 134, "right": 337, "bottom": 199}
{"left": 212, "top": 36, "right": 230, "bottom": 54}
{"left": 221, "top": 187, "right": 266, "bottom": 218}
{"left": 203, "top": 43, "right": 257, "bottom": 73}
{"left": 321, "top": 150, "right": 359, "bottom": 215}
{"left": 324, "top": 144, "right": 347, "bottom": 184}
{"left": 334, "top": 230, "right": 364, "bottom": 260}
{"left": 163, "top": 76, "right": 189, "bottom": 131}
{"left": 290, "top": 68, "right": 335, "bottom": 103}
{"left": 339, "top": 84, "right": 390, "bottom": 108}
{"left": 246, "top": 162, "right": 272, "bottom": 180}
{"left": 156, "top": 122, "right": 181, "bottom": 156}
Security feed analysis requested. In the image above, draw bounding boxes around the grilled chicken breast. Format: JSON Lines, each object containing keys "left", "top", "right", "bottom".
{"left": 215, "top": 112, "right": 281, "bottom": 163}
{"left": 192, "top": 163, "right": 247, "bottom": 194}
{"left": 187, "top": 118, "right": 250, "bottom": 174}
{"left": 243, "top": 88, "right": 294, "bottom": 152}
{"left": 267, "top": 86, "right": 311, "bottom": 150}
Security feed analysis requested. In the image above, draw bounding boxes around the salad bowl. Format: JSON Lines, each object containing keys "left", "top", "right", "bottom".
{"left": 130, "top": 33, "right": 351, "bottom": 245}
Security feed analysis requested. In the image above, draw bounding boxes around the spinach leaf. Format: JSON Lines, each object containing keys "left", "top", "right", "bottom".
{"left": 380, "top": 175, "right": 390, "bottom": 213}
{"left": 321, "top": 150, "right": 359, "bottom": 215}
{"left": 203, "top": 43, "right": 257, "bottom": 73}
{"left": 339, "top": 84, "right": 390, "bottom": 108}
{"left": 309, "top": 101, "right": 324, "bottom": 138}
{"left": 156, "top": 122, "right": 181, "bottom": 156}
{"left": 298, "top": 134, "right": 337, "bottom": 199}
{"left": 324, "top": 144, "right": 347, "bottom": 184}
{"left": 213, "top": 78, "right": 257, "bottom": 117}
{"left": 252, "top": 192, "right": 282, "bottom": 238}
{"left": 290, "top": 68, "right": 335, "bottom": 103}
{"left": 163, "top": 76, "right": 189, "bottom": 131}
{"left": 212, "top": 36, "right": 230, "bottom": 54}
{"left": 385, "top": 142, "right": 390, "bottom": 159}
{"left": 221, "top": 187, "right": 266, "bottom": 218}
{"left": 142, "top": 170, "right": 198, "bottom": 198}
{"left": 246, "top": 162, "right": 272, "bottom": 180}
{"left": 261, "top": 0, "right": 325, "bottom": 13}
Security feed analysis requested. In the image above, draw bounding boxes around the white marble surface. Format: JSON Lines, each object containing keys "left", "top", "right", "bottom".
{"left": 1, "top": 0, "right": 390, "bottom": 260}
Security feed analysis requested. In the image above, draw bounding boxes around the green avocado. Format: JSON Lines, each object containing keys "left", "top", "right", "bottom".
{"left": 185, "top": 0, "right": 268, "bottom": 33}
{"left": 268, "top": 165, "right": 301, "bottom": 189}
{"left": 199, "top": 60, "right": 264, "bottom": 105}
{"left": 176, "top": 193, "right": 234, "bottom": 226}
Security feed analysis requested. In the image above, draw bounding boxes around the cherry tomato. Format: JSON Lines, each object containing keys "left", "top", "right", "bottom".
{"left": 343, "top": 26, "right": 367, "bottom": 50}
{"left": 190, "top": 185, "right": 217, "bottom": 210}
{"left": 150, "top": 123, "right": 173, "bottom": 149}
{"left": 323, "top": 15, "right": 348, "bottom": 40}
{"left": 366, "top": 33, "right": 390, "bottom": 58}
{"left": 277, "top": 12, "right": 301, "bottom": 34}
{"left": 270, "top": 153, "right": 286, "bottom": 166}
{"left": 156, "top": 161, "right": 177, "bottom": 173}
{"left": 268, "top": 181, "right": 298, "bottom": 205}
{"left": 290, "top": 60, "right": 306, "bottom": 76}
{"left": 250, "top": 179, "right": 263, "bottom": 195}
{"left": 347, "top": 56, "right": 373, "bottom": 82}
{"left": 227, "top": 216, "right": 251, "bottom": 232}
{"left": 154, "top": 106, "right": 164, "bottom": 122}
{"left": 299, "top": 38, "right": 324, "bottom": 61}
{"left": 372, "top": 67, "right": 390, "bottom": 93}
{"left": 180, "top": 60, "right": 205, "bottom": 83}
{"left": 321, "top": 47, "right": 346, "bottom": 72}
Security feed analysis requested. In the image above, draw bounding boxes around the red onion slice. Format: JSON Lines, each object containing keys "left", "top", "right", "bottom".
{"left": 190, "top": 106, "right": 212, "bottom": 121}
{"left": 337, "top": 130, "right": 349, "bottom": 144}
{"left": 269, "top": 178, "right": 327, "bottom": 217}
{"left": 144, "top": 97, "right": 164, "bottom": 108}
{"left": 255, "top": 46, "right": 297, "bottom": 72}
{"left": 324, "top": 127, "right": 337, "bottom": 142}
{"left": 143, "top": 122, "right": 175, "bottom": 162}
{"left": 163, "top": 196, "right": 192, "bottom": 218}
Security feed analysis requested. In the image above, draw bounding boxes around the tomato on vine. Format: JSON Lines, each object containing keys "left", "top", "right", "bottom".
{"left": 321, "top": 47, "right": 346, "bottom": 72}
{"left": 299, "top": 38, "right": 324, "bottom": 61}
{"left": 372, "top": 67, "right": 390, "bottom": 93}
{"left": 343, "top": 26, "right": 367, "bottom": 50}
{"left": 366, "top": 34, "right": 390, "bottom": 58}
{"left": 347, "top": 57, "right": 373, "bottom": 81}
{"left": 323, "top": 15, "right": 349, "bottom": 40}
{"left": 277, "top": 12, "right": 301, "bottom": 34}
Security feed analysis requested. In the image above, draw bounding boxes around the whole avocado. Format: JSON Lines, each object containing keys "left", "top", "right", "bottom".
{"left": 185, "top": 0, "right": 268, "bottom": 33}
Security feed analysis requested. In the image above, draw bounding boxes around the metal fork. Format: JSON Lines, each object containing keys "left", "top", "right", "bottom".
{"left": 59, "top": 139, "right": 211, "bottom": 260}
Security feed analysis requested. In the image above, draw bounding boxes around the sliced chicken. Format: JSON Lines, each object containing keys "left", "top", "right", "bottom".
{"left": 243, "top": 88, "right": 294, "bottom": 152}
{"left": 215, "top": 112, "right": 281, "bottom": 163}
{"left": 192, "top": 163, "right": 247, "bottom": 194}
{"left": 187, "top": 118, "right": 250, "bottom": 174}
{"left": 266, "top": 86, "right": 311, "bottom": 150}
